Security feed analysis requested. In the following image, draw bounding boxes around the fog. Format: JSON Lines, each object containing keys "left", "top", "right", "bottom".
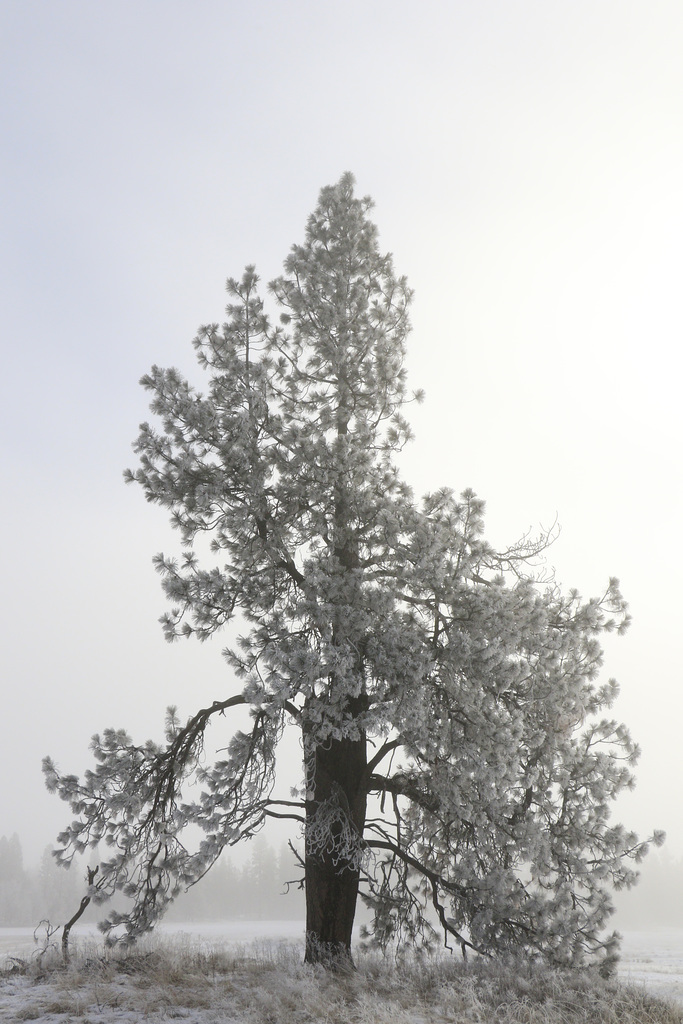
{"left": 1, "top": 0, "right": 681, "bottom": 901}
{"left": 2, "top": 829, "right": 681, "bottom": 935}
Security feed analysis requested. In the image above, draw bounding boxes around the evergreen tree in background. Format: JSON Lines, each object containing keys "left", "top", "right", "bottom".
{"left": 0, "top": 835, "right": 26, "bottom": 926}
{"left": 0, "top": 834, "right": 302, "bottom": 927}
{"left": 44, "top": 174, "right": 661, "bottom": 969}
{"left": 0, "top": 836, "right": 87, "bottom": 927}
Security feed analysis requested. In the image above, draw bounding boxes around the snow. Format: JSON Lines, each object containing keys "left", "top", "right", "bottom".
{"left": 617, "top": 929, "right": 683, "bottom": 1006}
{"left": 1, "top": 923, "right": 682, "bottom": 1023}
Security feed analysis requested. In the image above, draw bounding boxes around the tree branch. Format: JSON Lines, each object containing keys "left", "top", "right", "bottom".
{"left": 365, "top": 738, "right": 401, "bottom": 777}
{"left": 366, "top": 839, "right": 489, "bottom": 958}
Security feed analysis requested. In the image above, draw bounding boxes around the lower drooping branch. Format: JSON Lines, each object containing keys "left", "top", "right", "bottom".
{"left": 366, "top": 839, "right": 491, "bottom": 958}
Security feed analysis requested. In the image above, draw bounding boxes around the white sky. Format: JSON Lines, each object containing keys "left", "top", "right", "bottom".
{"left": 1, "top": 0, "right": 681, "bottom": 881}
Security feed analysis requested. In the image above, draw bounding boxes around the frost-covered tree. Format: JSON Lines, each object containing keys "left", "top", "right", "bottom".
{"left": 43, "top": 174, "right": 661, "bottom": 969}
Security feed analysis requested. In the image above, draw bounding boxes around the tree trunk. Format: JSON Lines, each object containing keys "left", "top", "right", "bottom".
{"left": 303, "top": 701, "right": 368, "bottom": 966}
{"left": 303, "top": 411, "right": 368, "bottom": 966}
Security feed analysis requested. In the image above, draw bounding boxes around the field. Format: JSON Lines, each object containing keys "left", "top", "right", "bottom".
{"left": 1, "top": 924, "right": 683, "bottom": 1023}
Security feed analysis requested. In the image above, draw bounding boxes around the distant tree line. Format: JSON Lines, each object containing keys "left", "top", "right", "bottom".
{"left": 166, "top": 836, "right": 305, "bottom": 923}
{"left": 0, "top": 834, "right": 85, "bottom": 927}
{"left": 0, "top": 833, "right": 304, "bottom": 928}
{"left": 4, "top": 829, "right": 679, "bottom": 933}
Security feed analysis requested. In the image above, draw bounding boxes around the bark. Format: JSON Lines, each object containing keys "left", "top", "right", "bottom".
{"left": 303, "top": 397, "right": 369, "bottom": 966}
{"left": 61, "top": 865, "right": 98, "bottom": 964}
{"left": 303, "top": 697, "right": 368, "bottom": 966}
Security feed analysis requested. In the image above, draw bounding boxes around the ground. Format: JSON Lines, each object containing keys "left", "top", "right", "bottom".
{"left": 1, "top": 924, "right": 682, "bottom": 1023}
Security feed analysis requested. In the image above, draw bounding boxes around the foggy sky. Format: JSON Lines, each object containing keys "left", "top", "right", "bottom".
{"left": 1, "top": 0, "right": 681, "bottom": 878}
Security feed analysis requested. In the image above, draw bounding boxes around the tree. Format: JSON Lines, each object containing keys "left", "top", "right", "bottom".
{"left": 0, "top": 834, "right": 27, "bottom": 926}
{"left": 43, "top": 173, "right": 661, "bottom": 970}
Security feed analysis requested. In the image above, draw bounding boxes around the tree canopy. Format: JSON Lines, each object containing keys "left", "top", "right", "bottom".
{"left": 44, "top": 173, "right": 661, "bottom": 970}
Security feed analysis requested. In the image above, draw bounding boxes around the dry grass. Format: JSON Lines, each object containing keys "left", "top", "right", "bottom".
{"left": 1, "top": 935, "right": 682, "bottom": 1023}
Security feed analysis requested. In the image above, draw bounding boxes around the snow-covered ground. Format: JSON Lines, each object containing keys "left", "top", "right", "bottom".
{"left": 1, "top": 923, "right": 682, "bottom": 1023}
{"left": 3, "top": 921, "right": 682, "bottom": 1000}
{"left": 0, "top": 919, "right": 302, "bottom": 961}
{"left": 0, "top": 918, "right": 304, "bottom": 958}
{"left": 617, "top": 929, "right": 683, "bottom": 1006}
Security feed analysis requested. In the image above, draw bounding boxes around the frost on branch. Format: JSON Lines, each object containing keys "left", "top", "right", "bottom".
{"left": 45, "top": 174, "right": 661, "bottom": 967}
{"left": 42, "top": 696, "right": 283, "bottom": 944}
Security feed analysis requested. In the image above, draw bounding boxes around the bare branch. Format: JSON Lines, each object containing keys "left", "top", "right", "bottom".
{"left": 366, "top": 839, "right": 489, "bottom": 958}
